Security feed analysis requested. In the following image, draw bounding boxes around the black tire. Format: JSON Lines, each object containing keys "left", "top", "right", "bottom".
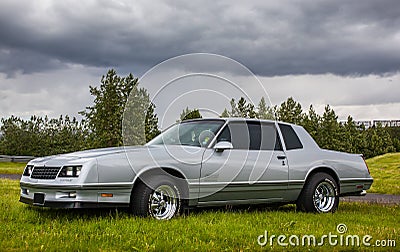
{"left": 296, "top": 172, "right": 339, "bottom": 213}
{"left": 131, "top": 175, "right": 182, "bottom": 220}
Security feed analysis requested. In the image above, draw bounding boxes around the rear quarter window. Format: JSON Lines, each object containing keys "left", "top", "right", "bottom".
{"left": 279, "top": 124, "right": 303, "bottom": 150}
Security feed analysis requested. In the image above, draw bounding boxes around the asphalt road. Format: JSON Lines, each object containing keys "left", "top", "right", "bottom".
{"left": 1, "top": 174, "right": 399, "bottom": 205}
{"left": 341, "top": 193, "right": 400, "bottom": 205}
{"left": 0, "top": 174, "right": 21, "bottom": 180}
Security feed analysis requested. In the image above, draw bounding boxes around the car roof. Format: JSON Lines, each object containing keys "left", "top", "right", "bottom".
{"left": 181, "top": 117, "right": 297, "bottom": 127}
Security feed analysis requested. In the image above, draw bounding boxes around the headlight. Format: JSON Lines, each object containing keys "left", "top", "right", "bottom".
{"left": 58, "top": 166, "right": 82, "bottom": 178}
{"left": 23, "top": 165, "right": 34, "bottom": 176}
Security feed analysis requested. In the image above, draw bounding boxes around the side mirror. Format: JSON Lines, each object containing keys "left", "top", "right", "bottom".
{"left": 214, "top": 141, "right": 233, "bottom": 152}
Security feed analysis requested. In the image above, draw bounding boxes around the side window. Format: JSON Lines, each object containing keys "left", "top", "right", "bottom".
{"left": 216, "top": 125, "right": 231, "bottom": 143}
{"left": 260, "top": 123, "right": 283, "bottom": 151}
{"left": 279, "top": 124, "right": 303, "bottom": 150}
{"left": 217, "top": 122, "right": 282, "bottom": 151}
{"left": 216, "top": 122, "right": 251, "bottom": 149}
{"left": 229, "top": 122, "right": 251, "bottom": 149}
{"left": 247, "top": 122, "right": 261, "bottom": 150}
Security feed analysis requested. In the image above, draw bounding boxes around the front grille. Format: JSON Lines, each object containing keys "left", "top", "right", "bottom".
{"left": 31, "top": 167, "right": 61, "bottom": 179}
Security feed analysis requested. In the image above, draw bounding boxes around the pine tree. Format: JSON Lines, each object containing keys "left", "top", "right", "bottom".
{"left": 319, "top": 105, "right": 343, "bottom": 151}
{"left": 180, "top": 107, "right": 202, "bottom": 121}
{"left": 257, "top": 97, "right": 275, "bottom": 120}
{"left": 229, "top": 98, "right": 239, "bottom": 117}
{"left": 302, "top": 105, "right": 321, "bottom": 141}
{"left": 220, "top": 108, "right": 229, "bottom": 118}
{"left": 145, "top": 103, "right": 161, "bottom": 142}
{"left": 276, "top": 97, "right": 304, "bottom": 124}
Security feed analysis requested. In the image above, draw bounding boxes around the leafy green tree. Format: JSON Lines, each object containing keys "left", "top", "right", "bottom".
{"left": 0, "top": 115, "right": 87, "bottom": 156}
{"left": 80, "top": 69, "right": 160, "bottom": 147}
{"left": 80, "top": 69, "right": 136, "bottom": 147}
{"left": 123, "top": 84, "right": 152, "bottom": 146}
{"left": 386, "top": 127, "right": 400, "bottom": 151}
{"left": 393, "top": 138, "right": 400, "bottom": 152}
{"left": 0, "top": 116, "right": 31, "bottom": 155}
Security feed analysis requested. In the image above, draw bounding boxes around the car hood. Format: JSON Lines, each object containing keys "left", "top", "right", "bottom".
{"left": 28, "top": 145, "right": 205, "bottom": 167}
{"left": 66, "top": 146, "right": 145, "bottom": 158}
{"left": 29, "top": 146, "right": 145, "bottom": 165}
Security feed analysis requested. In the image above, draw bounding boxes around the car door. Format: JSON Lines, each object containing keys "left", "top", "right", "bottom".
{"left": 198, "top": 121, "right": 288, "bottom": 205}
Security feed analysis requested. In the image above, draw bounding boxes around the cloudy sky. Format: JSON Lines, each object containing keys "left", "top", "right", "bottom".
{"left": 1, "top": 0, "right": 399, "bottom": 126}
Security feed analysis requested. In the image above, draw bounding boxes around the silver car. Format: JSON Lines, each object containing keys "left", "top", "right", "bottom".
{"left": 20, "top": 118, "right": 373, "bottom": 219}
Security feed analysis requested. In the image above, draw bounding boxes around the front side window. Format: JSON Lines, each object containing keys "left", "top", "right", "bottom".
{"left": 217, "top": 121, "right": 282, "bottom": 150}
{"left": 148, "top": 120, "right": 225, "bottom": 147}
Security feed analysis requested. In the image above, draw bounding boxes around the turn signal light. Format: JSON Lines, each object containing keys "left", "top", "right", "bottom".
{"left": 101, "top": 193, "right": 113, "bottom": 197}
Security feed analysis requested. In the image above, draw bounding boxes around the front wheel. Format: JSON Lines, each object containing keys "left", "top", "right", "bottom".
{"left": 297, "top": 172, "right": 339, "bottom": 213}
{"left": 131, "top": 175, "right": 182, "bottom": 220}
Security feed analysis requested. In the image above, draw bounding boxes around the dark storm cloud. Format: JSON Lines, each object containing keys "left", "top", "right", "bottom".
{"left": 0, "top": 48, "right": 65, "bottom": 77}
{"left": 0, "top": 0, "right": 399, "bottom": 77}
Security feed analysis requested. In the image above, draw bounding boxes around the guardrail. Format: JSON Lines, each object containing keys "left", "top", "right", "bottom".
{"left": 0, "top": 155, "right": 35, "bottom": 163}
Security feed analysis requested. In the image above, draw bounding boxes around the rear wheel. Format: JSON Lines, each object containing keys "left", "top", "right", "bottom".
{"left": 131, "top": 175, "right": 182, "bottom": 220}
{"left": 297, "top": 172, "right": 339, "bottom": 213}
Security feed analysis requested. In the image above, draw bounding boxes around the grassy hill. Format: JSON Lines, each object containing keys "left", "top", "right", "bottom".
{"left": 366, "top": 152, "right": 400, "bottom": 195}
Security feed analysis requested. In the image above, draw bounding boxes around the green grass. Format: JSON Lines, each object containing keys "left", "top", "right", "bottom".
{"left": 0, "top": 162, "right": 26, "bottom": 174}
{"left": 366, "top": 153, "right": 400, "bottom": 195}
{"left": 0, "top": 179, "right": 399, "bottom": 251}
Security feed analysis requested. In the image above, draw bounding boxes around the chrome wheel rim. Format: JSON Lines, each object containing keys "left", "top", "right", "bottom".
{"left": 313, "top": 181, "right": 336, "bottom": 212}
{"left": 149, "top": 185, "right": 178, "bottom": 220}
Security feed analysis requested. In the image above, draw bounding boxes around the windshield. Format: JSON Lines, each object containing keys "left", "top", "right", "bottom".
{"left": 147, "top": 120, "right": 225, "bottom": 147}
